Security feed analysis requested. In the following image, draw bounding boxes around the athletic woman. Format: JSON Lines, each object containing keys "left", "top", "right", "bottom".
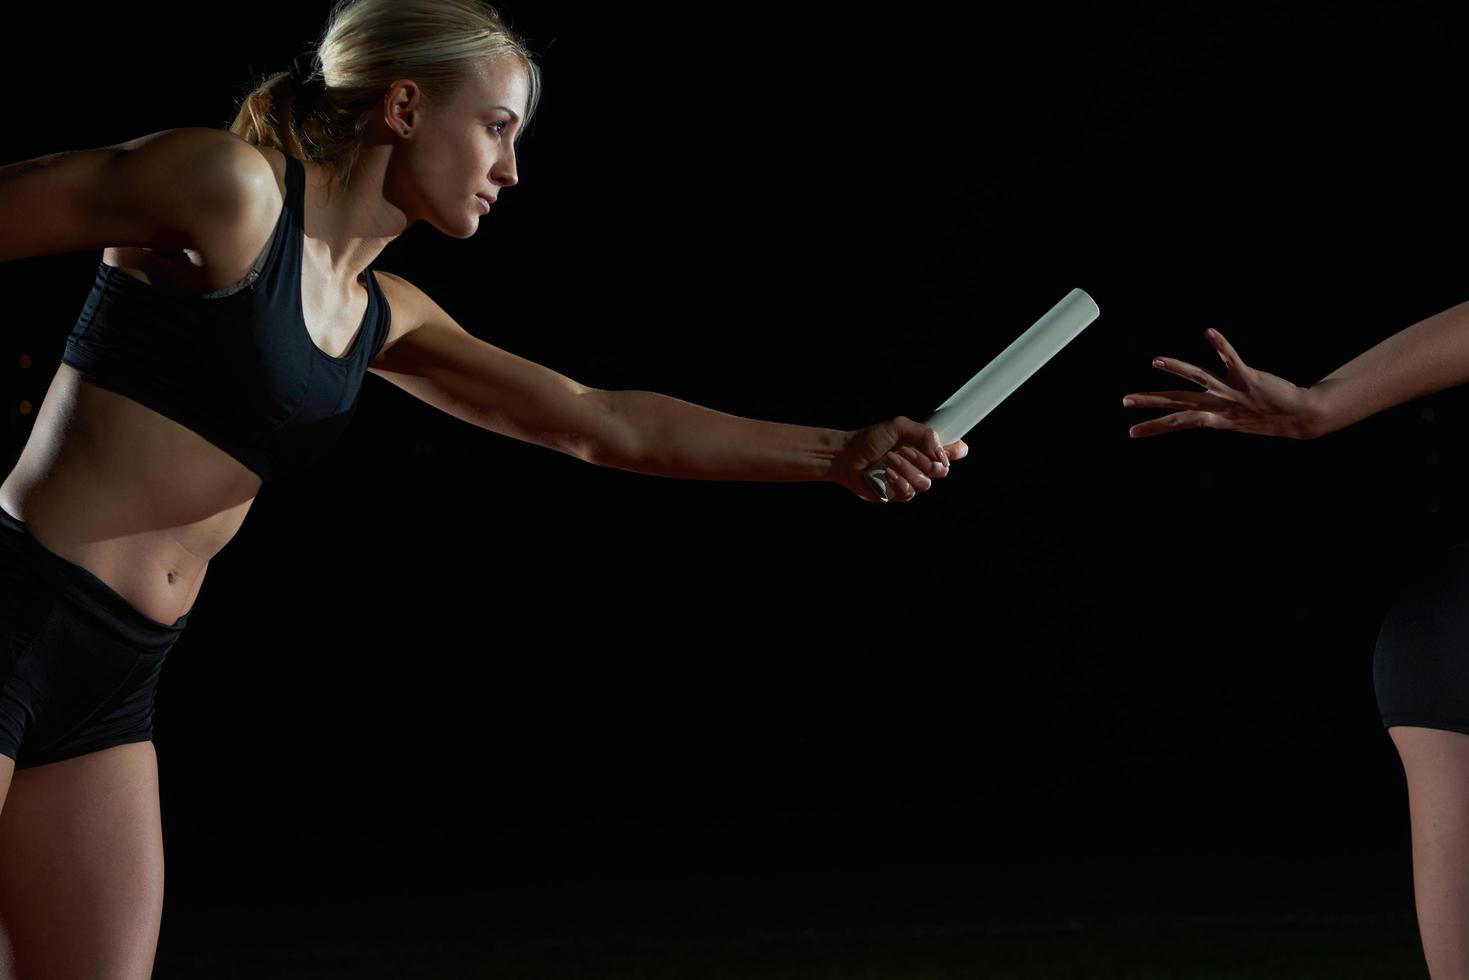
{"left": 0, "top": 0, "right": 967, "bottom": 974}
{"left": 1125, "top": 320, "right": 1469, "bottom": 979}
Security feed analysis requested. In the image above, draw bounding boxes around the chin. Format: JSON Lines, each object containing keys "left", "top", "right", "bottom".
{"left": 434, "top": 213, "right": 480, "bottom": 239}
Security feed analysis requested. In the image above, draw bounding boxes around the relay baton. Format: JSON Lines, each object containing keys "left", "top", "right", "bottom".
{"left": 863, "top": 287, "right": 1101, "bottom": 502}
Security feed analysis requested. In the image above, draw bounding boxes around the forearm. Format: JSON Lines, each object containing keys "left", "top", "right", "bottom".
{"left": 1309, "top": 299, "right": 1469, "bottom": 437}
{"left": 591, "top": 389, "right": 848, "bottom": 482}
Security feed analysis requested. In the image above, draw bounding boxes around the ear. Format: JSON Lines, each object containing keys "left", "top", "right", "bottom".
{"left": 384, "top": 79, "right": 424, "bottom": 133}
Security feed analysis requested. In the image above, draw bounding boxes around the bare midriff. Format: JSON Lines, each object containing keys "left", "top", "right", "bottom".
{"left": 0, "top": 145, "right": 395, "bottom": 629}
{"left": 0, "top": 358, "right": 262, "bottom": 628}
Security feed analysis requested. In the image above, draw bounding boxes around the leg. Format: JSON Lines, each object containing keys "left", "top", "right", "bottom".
{"left": 0, "top": 752, "right": 11, "bottom": 978}
{"left": 1391, "top": 725, "right": 1469, "bottom": 980}
{"left": 0, "top": 742, "right": 165, "bottom": 980}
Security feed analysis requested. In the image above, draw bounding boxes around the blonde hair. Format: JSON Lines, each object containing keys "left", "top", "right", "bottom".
{"left": 227, "top": 0, "right": 541, "bottom": 196}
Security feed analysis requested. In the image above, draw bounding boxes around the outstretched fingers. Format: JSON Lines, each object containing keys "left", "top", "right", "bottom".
{"left": 1122, "top": 389, "right": 1229, "bottom": 411}
{"left": 1123, "top": 329, "right": 1254, "bottom": 438}
{"left": 1151, "top": 355, "right": 1227, "bottom": 394}
{"left": 1128, "top": 409, "right": 1215, "bottom": 438}
{"left": 1207, "top": 328, "right": 1249, "bottom": 375}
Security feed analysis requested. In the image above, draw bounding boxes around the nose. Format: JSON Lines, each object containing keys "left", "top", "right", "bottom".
{"left": 491, "top": 144, "right": 518, "bottom": 188}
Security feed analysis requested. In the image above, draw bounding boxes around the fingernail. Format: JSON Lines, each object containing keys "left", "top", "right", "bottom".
{"left": 1153, "top": 358, "right": 1164, "bottom": 367}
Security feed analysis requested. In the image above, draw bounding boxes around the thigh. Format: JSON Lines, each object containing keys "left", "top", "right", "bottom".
{"left": 0, "top": 741, "right": 165, "bottom": 980}
{"left": 1390, "top": 725, "right": 1469, "bottom": 980}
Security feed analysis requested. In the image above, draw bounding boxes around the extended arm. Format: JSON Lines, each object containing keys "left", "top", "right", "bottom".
{"left": 1135, "top": 303, "right": 1469, "bottom": 442}
{"left": 367, "top": 274, "right": 958, "bottom": 501}
{"left": 367, "top": 273, "right": 852, "bottom": 483}
{"left": 594, "top": 389, "right": 848, "bottom": 482}
{"left": 1309, "top": 299, "right": 1469, "bottom": 438}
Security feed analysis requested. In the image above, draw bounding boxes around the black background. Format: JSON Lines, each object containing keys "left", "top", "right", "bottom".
{"left": 5, "top": 0, "right": 1468, "bottom": 956}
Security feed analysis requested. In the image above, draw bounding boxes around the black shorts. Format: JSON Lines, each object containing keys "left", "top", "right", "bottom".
{"left": 1374, "top": 541, "right": 1469, "bottom": 736}
{"left": 0, "top": 503, "right": 190, "bottom": 770}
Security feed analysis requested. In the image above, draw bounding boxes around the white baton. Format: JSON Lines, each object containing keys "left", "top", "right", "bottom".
{"left": 864, "top": 287, "right": 1102, "bottom": 502}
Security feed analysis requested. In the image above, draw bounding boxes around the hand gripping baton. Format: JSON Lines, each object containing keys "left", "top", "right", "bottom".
{"left": 864, "top": 288, "right": 1102, "bottom": 502}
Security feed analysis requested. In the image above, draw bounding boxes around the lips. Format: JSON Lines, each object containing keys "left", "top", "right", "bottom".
{"left": 475, "top": 194, "right": 492, "bottom": 213}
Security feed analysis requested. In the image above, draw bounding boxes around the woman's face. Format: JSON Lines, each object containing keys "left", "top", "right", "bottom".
{"left": 397, "top": 56, "right": 528, "bottom": 236}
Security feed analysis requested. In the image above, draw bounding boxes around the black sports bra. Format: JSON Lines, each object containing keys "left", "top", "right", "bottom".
{"left": 61, "top": 153, "right": 392, "bottom": 484}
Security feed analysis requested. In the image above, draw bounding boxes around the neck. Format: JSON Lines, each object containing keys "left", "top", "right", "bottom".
{"left": 298, "top": 150, "right": 404, "bottom": 288}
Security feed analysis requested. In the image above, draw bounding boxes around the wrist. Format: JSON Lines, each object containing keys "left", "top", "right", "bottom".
{"left": 821, "top": 429, "right": 856, "bottom": 484}
{"left": 1299, "top": 381, "right": 1337, "bottom": 440}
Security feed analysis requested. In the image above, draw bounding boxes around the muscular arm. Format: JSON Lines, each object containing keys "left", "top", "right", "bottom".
{"left": 0, "top": 128, "right": 249, "bottom": 265}
{"left": 595, "top": 389, "right": 849, "bottom": 483}
{"left": 369, "top": 272, "right": 850, "bottom": 482}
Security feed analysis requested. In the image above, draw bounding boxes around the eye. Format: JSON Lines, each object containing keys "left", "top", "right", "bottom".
{"left": 487, "top": 121, "right": 509, "bottom": 136}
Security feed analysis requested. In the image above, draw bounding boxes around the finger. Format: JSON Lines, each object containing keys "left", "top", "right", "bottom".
{"left": 903, "top": 444, "right": 947, "bottom": 480}
{"left": 881, "top": 464, "right": 914, "bottom": 501}
{"left": 901, "top": 442, "right": 949, "bottom": 477}
{"left": 1207, "top": 328, "right": 1251, "bottom": 375}
{"left": 904, "top": 451, "right": 949, "bottom": 479}
{"left": 885, "top": 452, "right": 925, "bottom": 498}
{"left": 943, "top": 439, "right": 969, "bottom": 461}
{"left": 888, "top": 449, "right": 934, "bottom": 493}
{"left": 891, "top": 418, "right": 949, "bottom": 470}
{"left": 1122, "top": 390, "right": 1230, "bottom": 411}
{"left": 1152, "top": 356, "right": 1225, "bottom": 394}
{"left": 1127, "top": 409, "right": 1214, "bottom": 438}
{"left": 922, "top": 427, "right": 949, "bottom": 469}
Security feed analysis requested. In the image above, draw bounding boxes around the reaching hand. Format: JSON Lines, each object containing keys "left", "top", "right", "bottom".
{"left": 831, "top": 415, "right": 969, "bottom": 503}
{"left": 1123, "top": 328, "right": 1320, "bottom": 440}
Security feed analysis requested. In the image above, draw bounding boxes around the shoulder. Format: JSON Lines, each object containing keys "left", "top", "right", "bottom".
{"left": 371, "top": 271, "right": 479, "bottom": 342}
{"left": 370, "top": 269, "right": 419, "bottom": 319}
{"left": 149, "top": 132, "right": 286, "bottom": 272}
{"left": 363, "top": 271, "right": 487, "bottom": 367}
{"left": 113, "top": 126, "right": 250, "bottom": 159}
{"left": 215, "top": 136, "right": 290, "bottom": 228}
{"left": 367, "top": 269, "right": 426, "bottom": 358}
{"left": 114, "top": 128, "right": 269, "bottom": 205}
{"left": 84, "top": 128, "right": 281, "bottom": 261}
{"left": 125, "top": 129, "right": 284, "bottom": 243}
{"left": 131, "top": 131, "right": 297, "bottom": 239}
